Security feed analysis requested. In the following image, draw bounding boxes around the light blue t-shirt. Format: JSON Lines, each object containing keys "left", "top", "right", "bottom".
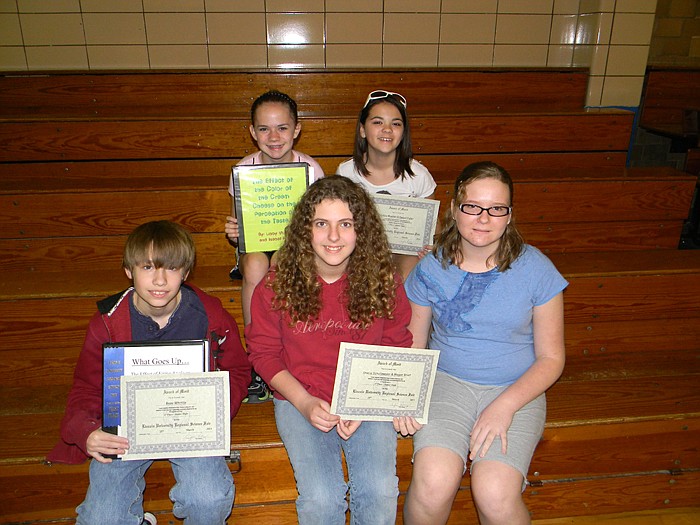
{"left": 404, "top": 245, "right": 568, "bottom": 386}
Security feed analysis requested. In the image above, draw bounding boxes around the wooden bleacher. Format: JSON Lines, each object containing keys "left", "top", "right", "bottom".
{"left": 1, "top": 68, "right": 699, "bottom": 524}
{"left": 639, "top": 65, "right": 700, "bottom": 246}
{"left": 639, "top": 65, "right": 700, "bottom": 142}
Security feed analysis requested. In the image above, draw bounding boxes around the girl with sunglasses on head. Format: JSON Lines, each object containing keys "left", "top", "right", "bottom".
{"left": 336, "top": 90, "right": 436, "bottom": 278}
{"left": 401, "top": 162, "right": 567, "bottom": 525}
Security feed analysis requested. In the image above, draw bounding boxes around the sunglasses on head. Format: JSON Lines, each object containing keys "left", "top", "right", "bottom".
{"left": 363, "top": 90, "right": 407, "bottom": 109}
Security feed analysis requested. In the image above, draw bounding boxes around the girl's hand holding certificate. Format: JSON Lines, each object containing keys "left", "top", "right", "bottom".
{"left": 393, "top": 416, "right": 423, "bottom": 437}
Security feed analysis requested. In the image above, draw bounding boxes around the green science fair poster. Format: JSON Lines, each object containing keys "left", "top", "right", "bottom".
{"left": 232, "top": 163, "right": 310, "bottom": 253}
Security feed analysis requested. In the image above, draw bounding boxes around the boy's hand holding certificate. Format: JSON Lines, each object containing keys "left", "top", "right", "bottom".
{"left": 330, "top": 343, "right": 439, "bottom": 424}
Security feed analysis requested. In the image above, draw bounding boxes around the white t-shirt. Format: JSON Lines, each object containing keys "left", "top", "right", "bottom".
{"left": 336, "top": 158, "right": 436, "bottom": 198}
{"left": 228, "top": 150, "right": 325, "bottom": 195}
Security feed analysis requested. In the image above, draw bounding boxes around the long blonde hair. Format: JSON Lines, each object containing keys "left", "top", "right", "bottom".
{"left": 434, "top": 162, "right": 524, "bottom": 271}
{"left": 270, "top": 176, "right": 398, "bottom": 327}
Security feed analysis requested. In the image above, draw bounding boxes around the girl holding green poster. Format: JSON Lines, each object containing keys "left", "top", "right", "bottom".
{"left": 225, "top": 90, "right": 325, "bottom": 403}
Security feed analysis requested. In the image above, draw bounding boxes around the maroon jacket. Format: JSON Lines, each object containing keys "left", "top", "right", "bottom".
{"left": 47, "top": 284, "right": 250, "bottom": 464}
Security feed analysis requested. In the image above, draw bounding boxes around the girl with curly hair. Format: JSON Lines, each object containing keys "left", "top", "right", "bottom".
{"left": 246, "top": 175, "right": 415, "bottom": 525}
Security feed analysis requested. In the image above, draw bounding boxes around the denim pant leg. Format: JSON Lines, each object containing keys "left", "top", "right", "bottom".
{"left": 343, "top": 421, "right": 399, "bottom": 525}
{"left": 76, "top": 458, "right": 153, "bottom": 525}
{"left": 274, "top": 398, "right": 348, "bottom": 525}
{"left": 169, "top": 456, "right": 234, "bottom": 525}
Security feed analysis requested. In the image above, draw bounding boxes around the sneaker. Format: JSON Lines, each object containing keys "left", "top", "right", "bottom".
{"left": 243, "top": 372, "right": 271, "bottom": 403}
{"left": 142, "top": 512, "right": 157, "bottom": 525}
{"left": 229, "top": 265, "right": 242, "bottom": 280}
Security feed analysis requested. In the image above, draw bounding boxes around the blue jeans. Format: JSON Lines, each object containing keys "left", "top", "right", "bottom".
{"left": 274, "top": 398, "right": 399, "bottom": 525}
{"left": 76, "top": 456, "right": 234, "bottom": 525}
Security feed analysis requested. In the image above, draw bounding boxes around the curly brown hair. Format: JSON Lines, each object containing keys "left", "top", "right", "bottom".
{"left": 434, "top": 162, "right": 524, "bottom": 271}
{"left": 270, "top": 176, "right": 398, "bottom": 327}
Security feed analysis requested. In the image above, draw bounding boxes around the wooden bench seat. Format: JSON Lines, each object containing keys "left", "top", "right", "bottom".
{"left": 640, "top": 66, "right": 700, "bottom": 140}
{"left": 3, "top": 248, "right": 700, "bottom": 388}
{"left": 0, "top": 69, "right": 590, "bottom": 121}
{"left": 2, "top": 249, "right": 699, "bottom": 512}
{"left": 0, "top": 111, "right": 633, "bottom": 164}
{"left": 0, "top": 167, "right": 694, "bottom": 297}
{"left": 0, "top": 152, "right": 630, "bottom": 199}
{"left": 1, "top": 256, "right": 699, "bottom": 521}
{"left": 638, "top": 65, "right": 700, "bottom": 248}
{"left": 1, "top": 67, "right": 698, "bottom": 524}
{"left": 4, "top": 249, "right": 699, "bottom": 418}
{"left": 5, "top": 419, "right": 699, "bottom": 524}
{"left": 2, "top": 159, "right": 673, "bottom": 198}
{"left": 4, "top": 349, "right": 698, "bottom": 456}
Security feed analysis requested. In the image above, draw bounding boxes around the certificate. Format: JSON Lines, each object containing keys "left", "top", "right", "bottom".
{"left": 330, "top": 343, "right": 439, "bottom": 424}
{"left": 371, "top": 195, "right": 440, "bottom": 255}
{"left": 232, "top": 163, "right": 310, "bottom": 253}
{"left": 102, "top": 340, "right": 209, "bottom": 434}
{"left": 120, "top": 372, "right": 230, "bottom": 461}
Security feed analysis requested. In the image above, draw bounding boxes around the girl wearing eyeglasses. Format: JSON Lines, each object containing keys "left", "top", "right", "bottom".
{"left": 400, "top": 162, "right": 567, "bottom": 525}
{"left": 336, "top": 90, "right": 436, "bottom": 278}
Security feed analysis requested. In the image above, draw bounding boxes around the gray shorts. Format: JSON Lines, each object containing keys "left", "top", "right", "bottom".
{"left": 413, "top": 371, "right": 546, "bottom": 484}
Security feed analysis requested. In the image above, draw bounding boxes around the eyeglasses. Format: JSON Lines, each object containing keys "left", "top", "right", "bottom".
{"left": 363, "top": 90, "right": 407, "bottom": 109}
{"left": 458, "top": 203, "right": 512, "bottom": 217}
